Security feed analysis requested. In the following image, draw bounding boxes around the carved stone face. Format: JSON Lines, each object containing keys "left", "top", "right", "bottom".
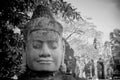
{"left": 25, "top": 30, "right": 64, "bottom": 71}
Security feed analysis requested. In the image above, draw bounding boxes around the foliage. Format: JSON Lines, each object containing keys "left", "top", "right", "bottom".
{"left": 69, "top": 28, "right": 103, "bottom": 60}
{"left": 0, "top": 0, "right": 83, "bottom": 78}
{"left": 0, "top": 26, "right": 24, "bottom": 78}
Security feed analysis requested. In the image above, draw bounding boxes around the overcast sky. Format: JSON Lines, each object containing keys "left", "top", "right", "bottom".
{"left": 65, "top": 0, "right": 120, "bottom": 42}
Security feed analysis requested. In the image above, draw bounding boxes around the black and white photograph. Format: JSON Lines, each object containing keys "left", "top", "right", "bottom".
{"left": 0, "top": 0, "right": 120, "bottom": 80}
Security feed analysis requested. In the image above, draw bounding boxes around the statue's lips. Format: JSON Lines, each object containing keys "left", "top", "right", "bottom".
{"left": 36, "top": 58, "right": 54, "bottom": 64}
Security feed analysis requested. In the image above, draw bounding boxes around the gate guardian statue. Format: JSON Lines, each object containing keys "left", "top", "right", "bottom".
{"left": 18, "top": 5, "right": 76, "bottom": 80}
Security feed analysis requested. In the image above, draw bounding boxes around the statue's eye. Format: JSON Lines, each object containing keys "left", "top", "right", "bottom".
{"left": 48, "top": 41, "right": 58, "bottom": 49}
{"left": 32, "top": 40, "right": 43, "bottom": 49}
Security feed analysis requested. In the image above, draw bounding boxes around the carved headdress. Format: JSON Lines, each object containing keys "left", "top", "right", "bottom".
{"left": 24, "top": 5, "right": 63, "bottom": 40}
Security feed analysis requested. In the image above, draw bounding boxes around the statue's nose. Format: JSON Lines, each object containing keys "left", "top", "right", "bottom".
{"left": 39, "top": 43, "right": 51, "bottom": 57}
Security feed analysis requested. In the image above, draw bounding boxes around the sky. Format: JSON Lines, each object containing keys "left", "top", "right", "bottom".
{"left": 65, "top": 0, "right": 120, "bottom": 42}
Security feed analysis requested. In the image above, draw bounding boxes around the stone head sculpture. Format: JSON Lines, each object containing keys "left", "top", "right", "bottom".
{"left": 23, "top": 5, "right": 66, "bottom": 72}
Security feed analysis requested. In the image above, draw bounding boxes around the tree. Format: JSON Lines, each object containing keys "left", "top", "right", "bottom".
{"left": 0, "top": 0, "right": 83, "bottom": 78}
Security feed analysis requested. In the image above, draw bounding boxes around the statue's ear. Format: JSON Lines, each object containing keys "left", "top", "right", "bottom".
{"left": 22, "top": 42, "right": 28, "bottom": 66}
{"left": 59, "top": 38, "right": 66, "bottom": 73}
{"left": 61, "top": 39, "right": 65, "bottom": 63}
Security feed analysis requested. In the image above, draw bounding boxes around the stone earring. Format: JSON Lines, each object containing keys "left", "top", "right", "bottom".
{"left": 59, "top": 62, "right": 67, "bottom": 73}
